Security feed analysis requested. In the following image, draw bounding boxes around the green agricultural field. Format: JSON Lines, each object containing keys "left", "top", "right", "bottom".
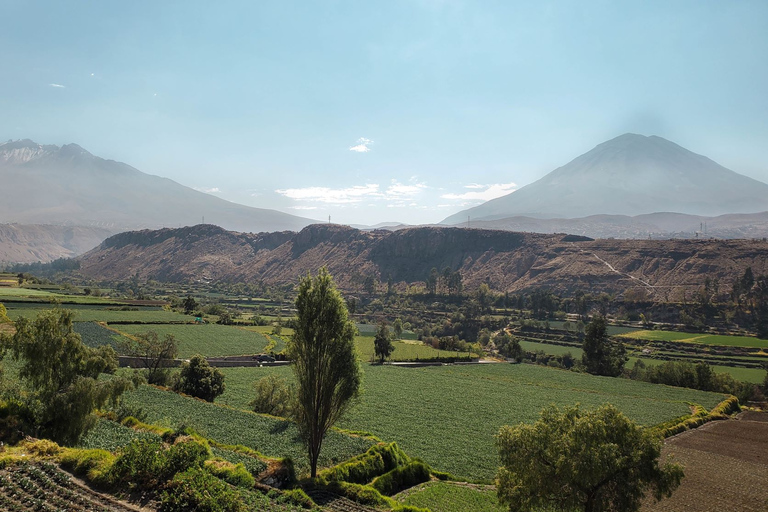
{"left": 519, "top": 339, "right": 582, "bottom": 357}
{"left": 5, "top": 306, "right": 187, "bottom": 323}
{"left": 355, "top": 337, "right": 477, "bottom": 362}
{"left": 397, "top": 482, "right": 505, "bottom": 512}
{"left": 115, "top": 323, "right": 270, "bottom": 358}
{"left": 0, "top": 287, "right": 59, "bottom": 298}
{"left": 73, "top": 322, "right": 132, "bottom": 350}
{"left": 78, "top": 417, "right": 159, "bottom": 451}
{"left": 214, "top": 363, "right": 724, "bottom": 482}
{"left": 620, "top": 329, "right": 768, "bottom": 349}
{"left": 119, "top": 384, "right": 373, "bottom": 475}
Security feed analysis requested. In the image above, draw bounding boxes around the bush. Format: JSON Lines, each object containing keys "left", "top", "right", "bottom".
{"left": 22, "top": 438, "right": 62, "bottom": 457}
{"left": 319, "top": 442, "right": 410, "bottom": 484}
{"left": 109, "top": 437, "right": 210, "bottom": 489}
{"left": 173, "top": 355, "right": 225, "bottom": 402}
{"left": 250, "top": 375, "right": 293, "bottom": 417}
{"left": 205, "top": 459, "right": 255, "bottom": 488}
{"left": 160, "top": 468, "right": 243, "bottom": 512}
{"left": 325, "top": 481, "right": 393, "bottom": 508}
{"left": 371, "top": 460, "right": 431, "bottom": 496}
{"left": 60, "top": 448, "right": 115, "bottom": 486}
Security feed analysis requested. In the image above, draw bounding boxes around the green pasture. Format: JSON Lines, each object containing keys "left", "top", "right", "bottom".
{"left": 214, "top": 363, "right": 724, "bottom": 482}
{"left": 120, "top": 384, "right": 373, "bottom": 475}
{"left": 620, "top": 329, "right": 768, "bottom": 349}
{"left": 355, "top": 337, "right": 477, "bottom": 362}
{"left": 114, "top": 324, "right": 270, "bottom": 358}
{"left": 397, "top": 482, "right": 504, "bottom": 512}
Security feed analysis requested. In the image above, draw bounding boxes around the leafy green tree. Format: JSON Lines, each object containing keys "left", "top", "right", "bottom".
{"left": 250, "top": 375, "right": 293, "bottom": 417}
{"left": 426, "top": 268, "right": 438, "bottom": 295}
{"left": 497, "top": 404, "right": 683, "bottom": 512}
{"left": 289, "top": 267, "right": 362, "bottom": 477}
{"left": 374, "top": 322, "right": 394, "bottom": 363}
{"left": 1, "top": 309, "right": 134, "bottom": 444}
{"left": 392, "top": 318, "right": 404, "bottom": 340}
{"left": 0, "top": 303, "right": 10, "bottom": 324}
{"left": 182, "top": 295, "right": 198, "bottom": 315}
{"left": 120, "top": 330, "right": 178, "bottom": 385}
{"left": 582, "top": 316, "right": 626, "bottom": 377}
{"left": 173, "top": 355, "right": 225, "bottom": 402}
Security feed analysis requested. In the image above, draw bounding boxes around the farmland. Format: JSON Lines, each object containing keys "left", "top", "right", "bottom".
{"left": 119, "top": 383, "right": 374, "bottom": 475}
{"left": 396, "top": 482, "right": 505, "bottom": 512}
{"left": 354, "top": 336, "right": 477, "bottom": 362}
{"left": 641, "top": 411, "right": 768, "bottom": 511}
{"left": 620, "top": 329, "right": 768, "bottom": 349}
{"left": 114, "top": 323, "right": 270, "bottom": 358}
{"left": 214, "top": 363, "right": 725, "bottom": 481}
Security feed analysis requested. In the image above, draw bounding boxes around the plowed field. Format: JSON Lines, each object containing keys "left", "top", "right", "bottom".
{"left": 642, "top": 412, "right": 768, "bottom": 512}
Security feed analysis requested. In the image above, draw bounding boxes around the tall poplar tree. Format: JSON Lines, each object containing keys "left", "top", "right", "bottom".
{"left": 289, "top": 268, "right": 361, "bottom": 477}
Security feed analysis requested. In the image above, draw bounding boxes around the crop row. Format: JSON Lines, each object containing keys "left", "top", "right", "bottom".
{"left": 115, "top": 323, "right": 270, "bottom": 358}
{"left": 0, "top": 460, "right": 133, "bottom": 511}
{"left": 213, "top": 362, "right": 724, "bottom": 481}
{"left": 120, "top": 384, "right": 374, "bottom": 475}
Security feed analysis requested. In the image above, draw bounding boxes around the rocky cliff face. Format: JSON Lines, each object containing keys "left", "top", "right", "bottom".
{"left": 76, "top": 224, "right": 768, "bottom": 298}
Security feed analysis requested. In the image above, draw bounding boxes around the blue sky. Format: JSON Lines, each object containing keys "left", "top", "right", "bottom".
{"left": 2, "top": 0, "right": 767, "bottom": 225}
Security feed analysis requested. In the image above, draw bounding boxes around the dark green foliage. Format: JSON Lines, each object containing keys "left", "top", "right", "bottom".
{"left": 250, "top": 375, "right": 293, "bottom": 417}
{"left": 581, "top": 316, "right": 626, "bottom": 376}
{"left": 497, "top": 404, "right": 684, "bottom": 512}
{"left": 373, "top": 322, "right": 394, "bottom": 363}
{"left": 290, "top": 268, "right": 362, "bottom": 478}
{"left": 120, "top": 330, "right": 178, "bottom": 385}
{"left": 205, "top": 460, "right": 255, "bottom": 488}
{"left": 371, "top": 460, "right": 431, "bottom": 496}
{"left": 1, "top": 308, "right": 133, "bottom": 445}
{"left": 324, "top": 481, "right": 391, "bottom": 507}
{"left": 173, "top": 355, "right": 225, "bottom": 402}
{"left": 160, "top": 468, "right": 243, "bottom": 512}
{"left": 319, "top": 442, "right": 409, "bottom": 484}
{"left": 109, "top": 437, "right": 210, "bottom": 488}
{"left": 494, "top": 332, "right": 522, "bottom": 362}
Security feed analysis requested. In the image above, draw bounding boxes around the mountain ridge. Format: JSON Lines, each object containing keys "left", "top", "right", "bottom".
{"left": 75, "top": 224, "right": 768, "bottom": 298}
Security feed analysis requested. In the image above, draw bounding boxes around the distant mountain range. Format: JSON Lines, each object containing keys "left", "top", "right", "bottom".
{"left": 0, "top": 139, "right": 313, "bottom": 233}
{"left": 442, "top": 133, "right": 768, "bottom": 225}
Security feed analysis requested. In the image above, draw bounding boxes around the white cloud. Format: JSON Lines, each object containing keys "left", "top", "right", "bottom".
{"left": 385, "top": 180, "right": 427, "bottom": 198}
{"left": 276, "top": 184, "right": 381, "bottom": 204}
{"left": 290, "top": 205, "right": 319, "bottom": 210}
{"left": 194, "top": 186, "right": 221, "bottom": 194}
{"left": 349, "top": 137, "right": 373, "bottom": 153}
{"left": 48, "top": 83, "right": 66, "bottom": 88}
{"left": 441, "top": 182, "right": 517, "bottom": 201}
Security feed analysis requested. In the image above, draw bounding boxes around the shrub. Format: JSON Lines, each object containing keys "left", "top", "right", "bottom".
{"left": 110, "top": 437, "right": 210, "bottom": 489}
{"left": 173, "top": 355, "right": 225, "bottom": 402}
{"left": 160, "top": 468, "right": 243, "bottom": 512}
{"left": 22, "top": 438, "right": 62, "bottom": 457}
{"left": 205, "top": 459, "right": 255, "bottom": 488}
{"left": 250, "top": 375, "right": 293, "bottom": 417}
{"left": 325, "top": 481, "right": 394, "bottom": 508}
{"left": 319, "top": 442, "right": 409, "bottom": 484}
{"left": 279, "top": 488, "right": 315, "bottom": 509}
{"left": 60, "top": 448, "right": 115, "bottom": 486}
{"left": 371, "top": 460, "right": 431, "bottom": 496}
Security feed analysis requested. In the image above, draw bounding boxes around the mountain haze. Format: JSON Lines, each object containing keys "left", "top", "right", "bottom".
{"left": 442, "top": 134, "right": 768, "bottom": 224}
{"left": 0, "top": 139, "right": 313, "bottom": 233}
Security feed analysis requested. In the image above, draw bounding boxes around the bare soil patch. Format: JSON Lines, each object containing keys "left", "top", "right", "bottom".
{"left": 642, "top": 412, "right": 768, "bottom": 512}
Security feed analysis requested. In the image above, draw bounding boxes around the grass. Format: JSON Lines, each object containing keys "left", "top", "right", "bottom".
{"left": 397, "top": 482, "right": 505, "bottom": 512}
{"left": 114, "top": 324, "right": 270, "bottom": 358}
{"left": 355, "top": 337, "right": 477, "bottom": 362}
{"left": 120, "top": 384, "right": 373, "bottom": 475}
{"left": 214, "top": 363, "right": 724, "bottom": 482}
{"left": 620, "top": 330, "right": 768, "bottom": 349}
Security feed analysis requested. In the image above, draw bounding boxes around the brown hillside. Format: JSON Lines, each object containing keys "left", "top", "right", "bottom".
{"left": 77, "top": 224, "right": 768, "bottom": 297}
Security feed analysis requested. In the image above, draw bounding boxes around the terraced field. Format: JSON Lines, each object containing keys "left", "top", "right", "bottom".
{"left": 120, "top": 384, "right": 374, "bottom": 475}
{"left": 620, "top": 330, "right": 768, "bottom": 349}
{"left": 214, "top": 363, "right": 725, "bottom": 482}
{"left": 396, "top": 482, "right": 504, "bottom": 512}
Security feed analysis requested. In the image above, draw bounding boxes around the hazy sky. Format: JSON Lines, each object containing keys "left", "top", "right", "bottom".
{"left": 2, "top": 1, "right": 767, "bottom": 225}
